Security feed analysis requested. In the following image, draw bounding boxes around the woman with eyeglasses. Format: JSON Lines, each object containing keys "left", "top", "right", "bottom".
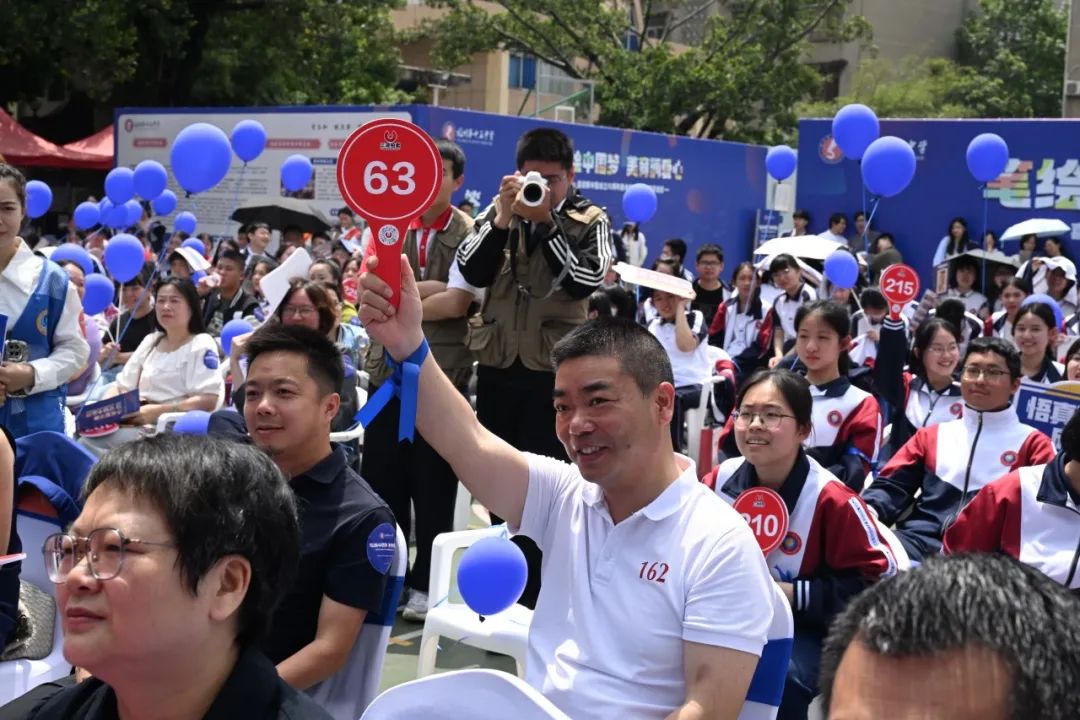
{"left": 703, "top": 369, "right": 903, "bottom": 720}
{"left": 1013, "top": 302, "right": 1064, "bottom": 384}
{"left": 11, "top": 434, "right": 332, "bottom": 719}
{"left": 873, "top": 316, "right": 964, "bottom": 459}
{"left": 79, "top": 278, "right": 224, "bottom": 455}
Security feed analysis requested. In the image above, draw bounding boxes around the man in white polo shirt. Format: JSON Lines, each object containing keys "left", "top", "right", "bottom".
{"left": 358, "top": 255, "right": 774, "bottom": 719}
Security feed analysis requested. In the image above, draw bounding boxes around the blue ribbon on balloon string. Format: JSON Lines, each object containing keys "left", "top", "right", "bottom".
{"left": 355, "top": 338, "right": 429, "bottom": 442}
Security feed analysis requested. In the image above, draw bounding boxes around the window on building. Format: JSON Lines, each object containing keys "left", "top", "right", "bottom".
{"left": 809, "top": 60, "right": 847, "bottom": 101}
{"left": 509, "top": 53, "right": 537, "bottom": 89}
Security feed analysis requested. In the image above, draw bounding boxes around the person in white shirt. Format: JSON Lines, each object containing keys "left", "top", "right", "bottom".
{"left": 80, "top": 277, "right": 223, "bottom": 455}
{"left": 786, "top": 209, "right": 811, "bottom": 237}
{"left": 821, "top": 213, "right": 847, "bottom": 245}
{"left": 0, "top": 165, "right": 89, "bottom": 437}
{"left": 943, "top": 255, "right": 989, "bottom": 319}
{"left": 661, "top": 238, "right": 695, "bottom": 282}
{"left": 621, "top": 222, "right": 648, "bottom": 267}
{"left": 358, "top": 254, "right": 775, "bottom": 720}
{"left": 648, "top": 289, "right": 711, "bottom": 451}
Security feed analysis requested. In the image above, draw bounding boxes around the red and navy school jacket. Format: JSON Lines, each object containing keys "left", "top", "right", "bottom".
{"left": 708, "top": 294, "right": 773, "bottom": 376}
{"left": 944, "top": 454, "right": 1080, "bottom": 591}
{"left": 706, "top": 452, "right": 899, "bottom": 633}
{"left": 873, "top": 317, "right": 963, "bottom": 455}
{"left": 983, "top": 309, "right": 1014, "bottom": 342}
{"left": 863, "top": 405, "right": 1056, "bottom": 562}
{"left": 1024, "top": 356, "right": 1065, "bottom": 385}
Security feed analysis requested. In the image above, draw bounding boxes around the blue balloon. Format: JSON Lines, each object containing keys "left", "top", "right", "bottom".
{"left": 105, "top": 202, "right": 130, "bottom": 229}
{"left": 231, "top": 119, "right": 267, "bottom": 163}
{"left": 175, "top": 211, "right": 197, "bottom": 235}
{"left": 220, "top": 318, "right": 254, "bottom": 356}
{"left": 170, "top": 123, "right": 232, "bottom": 194}
{"left": 105, "top": 167, "right": 135, "bottom": 204}
{"left": 103, "top": 233, "right": 145, "bottom": 282}
{"left": 191, "top": 270, "right": 207, "bottom": 284}
{"left": 50, "top": 245, "right": 95, "bottom": 275}
{"left": 860, "top": 136, "right": 917, "bottom": 198}
{"left": 73, "top": 201, "right": 100, "bottom": 230}
{"left": 831, "top": 104, "right": 880, "bottom": 161}
{"left": 823, "top": 250, "right": 860, "bottom": 290}
{"left": 1023, "top": 293, "right": 1064, "bottom": 329}
{"left": 966, "top": 133, "right": 1010, "bottom": 184}
{"left": 25, "top": 181, "right": 52, "bottom": 219}
{"left": 765, "top": 146, "right": 797, "bottom": 181}
{"left": 98, "top": 197, "right": 113, "bottom": 218}
{"left": 173, "top": 410, "right": 211, "bottom": 435}
{"left": 133, "top": 160, "right": 168, "bottom": 200}
{"left": 152, "top": 189, "right": 178, "bottom": 216}
{"left": 457, "top": 536, "right": 528, "bottom": 616}
{"left": 82, "top": 273, "right": 115, "bottom": 315}
{"left": 281, "top": 154, "right": 313, "bottom": 192}
{"left": 621, "top": 183, "right": 658, "bottom": 224}
{"left": 181, "top": 238, "right": 206, "bottom": 256}
{"left": 124, "top": 199, "right": 143, "bottom": 228}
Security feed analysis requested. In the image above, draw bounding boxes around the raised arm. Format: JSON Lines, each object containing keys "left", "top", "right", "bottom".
{"left": 359, "top": 254, "right": 530, "bottom": 525}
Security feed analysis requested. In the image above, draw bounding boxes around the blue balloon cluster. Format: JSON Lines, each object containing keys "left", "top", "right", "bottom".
{"left": 622, "top": 183, "right": 658, "bottom": 224}
{"left": 832, "top": 104, "right": 880, "bottom": 160}
{"left": 103, "top": 234, "right": 144, "bottom": 283}
{"left": 457, "top": 536, "right": 528, "bottom": 616}
{"left": 824, "top": 250, "right": 860, "bottom": 290}
{"left": 231, "top": 120, "right": 267, "bottom": 163}
{"left": 171, "top": 123, "right": 233, "bottom": 194}
{"left": 281, "top": 154, "right": 313, "bottom": 192}
{"left": 966, "top": 133, "right": 1009, "bottom": 183}
{"left": 220, "top": 319, "right": 253, "bottom": 355}
{"left": 133, "top": 160, "right": 168, "bottom": 200}
{"left": 73, "top": 201, "right": 100, "bottom": 230}
{"left": 765, "top": 146, "right": 797, "bottom": 181}
{"left": 105, "top": 167, "right": 135, "bottom": 204}
{"left": 861, "top": 137, "right": 917, "bottom": 198}
{"left": 152, "top": 189, "right": 178, "bottom": 216}
{"left": 175, "top": 211, "right": 198, "bottom": 235}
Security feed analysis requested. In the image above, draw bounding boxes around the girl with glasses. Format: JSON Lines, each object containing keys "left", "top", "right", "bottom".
{"left": 703, "top": 368, "right": 903, "bottom": 720}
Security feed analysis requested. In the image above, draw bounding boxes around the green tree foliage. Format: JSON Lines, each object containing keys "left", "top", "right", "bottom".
{"left": 416, "top": 0, "right": 871, "bottom": 143}
{"left": 0, "top": 0, "right": 408, "bottom": 116}
{"left": 954, "top": 0, "right": 1067, "bottom": 118}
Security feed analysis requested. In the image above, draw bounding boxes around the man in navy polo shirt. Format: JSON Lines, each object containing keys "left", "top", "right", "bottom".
{"left": 242, "top": 324, "right": 395, "bottom": 692}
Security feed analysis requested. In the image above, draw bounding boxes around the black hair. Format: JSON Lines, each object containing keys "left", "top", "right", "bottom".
{"left": 1013, "top": 302, "right": 1058, "bottom": 360}
{"left": 792, "top": 209, "right": 810, "bottom": 222}
{"left": 330, "top": 240, "right": 350, "bottom": 256}
{"left": 934, "top": 298, "right": 968, "bottom": 335}
{"left": 515, "top": 127, "right": 574, "bottom": 171}
{"left": 282, "top": 224, "right": 303, "bottom": 236}
{"left": 602, "top": 284, "right": 638, "bottom": 320}
{"left": 735, "top": 368, "right": 813, "bottom": 432}
{"left": 948, "top": 254, "right": 982, "bottom": 293}
{"left": 82, "top": 434, "right": 301, "bottom": 648}
{"left": 276, "top": 278, "right": 336, "bottom": 336}
{"left": 952, "top": 254, "right": 980, "bottom": 273}
{"left": 663, "top": 238, "right": 688, "bottom": 261}
{"left": 651, "top": 255, "right": 683, "bottom": 279}
{"left": 337, "top": 207, "right": 354, "bottom": 218}
{"left": 731, "top": 261, "right": 764, "bottom": 315}
{"left": 246, "top": 255, "right": 277, "bottom": 279}
{"left": 829, "top": 212, "right": 846, "bottom": 229}
{"left": 551, "top": 317, "right": 674, "bottom": 394}
{"left": 859, "top": 287, "right": 887, "bottom": 311}
{"left": 820, "top": 553, "right": 1080, "bottom": 719}
{"left": 1060, "top": 406, "right": 1080, "bottom": 457}
{"left": 963, "top": 336, "right": 1021, "bottom": 381}
{"left": 587, "top": 289, "right": 613, "bottom": 318}
{"left": 871, "top": 233, "right": 895, "bottom": 254}
{"left": 435, "top": 138, "right": 466, "bottom": 179}
{"left": 1000, "top": 276, "right": 1032, "bottom": 298}
{"left": 0, "top": 164, "right": 27, "bottom": 208}
{"left": 245, "top": 322, "right": 344, "bottom": 397}
{"left": 309, "top": 259, "right": 345, "bottom": 302}
{"left": 1065, "top": 337, "right": 1080, "bottom": 367}
{"left": 909, "top": 317, "right": 960, "bottom": 380}
{"left": 769, "top": 253, "right": 800, "bottom": 274}
{"left": 54, "top": 259, "right": 86, "bottom": 278}
{"left": 695, "top": 243, "right": 723, "bottom": 264}
{"left": 216, "top": 249, "right": 245, "bottom": 268}
{"left": 795, "top": 300, "right": 852, "bottom": 374}
{"left": 1044, "top": 236, "right": 1073, "bottom": 262}
{"left": 153, "top": 277, "right": 206, "bottom": 336}
{"left": 946, "top": 216, "right": 970, "bottom": 255}
{"left": 853, "top": 211, "right": 866, "bottom": 222}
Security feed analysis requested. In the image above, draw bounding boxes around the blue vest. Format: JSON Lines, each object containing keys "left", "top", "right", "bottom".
{"left": 0, "top": 257, "right": 70, "bottom": 437}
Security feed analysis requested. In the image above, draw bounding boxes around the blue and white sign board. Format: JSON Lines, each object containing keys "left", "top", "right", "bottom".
{"left": 1015, "top": 380, "right": 1080, "bottom": 451}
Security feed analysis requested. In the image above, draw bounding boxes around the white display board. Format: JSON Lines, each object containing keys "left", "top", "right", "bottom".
{"left": 115, "top": 108, "right": 412, "bottom": 237}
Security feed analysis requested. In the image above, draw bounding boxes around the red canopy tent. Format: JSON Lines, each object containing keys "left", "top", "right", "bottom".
{"left": 61, "top": 125, "right": 113, "bottom": 170}
{"left": 0, "top": 110, "right": 110, "bottom": 169}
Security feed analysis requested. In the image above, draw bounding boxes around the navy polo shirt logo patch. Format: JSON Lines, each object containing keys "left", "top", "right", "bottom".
{"left": 203, "top": 350, "right": 219, "bottom": 370}
{"left": 367, "top": 523, "right": 396, "bottom": 575}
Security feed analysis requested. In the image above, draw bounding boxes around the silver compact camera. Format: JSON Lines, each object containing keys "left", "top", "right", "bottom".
{"left": 520, "top": 171, "right": 548, "bottom": 207}
{"left": 3, "top": 340, "right": 28, "bottom": 364}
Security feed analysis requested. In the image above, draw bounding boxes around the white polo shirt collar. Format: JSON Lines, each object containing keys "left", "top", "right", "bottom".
{"left": 580, "top": 455, "right": 697, "bottom": 522}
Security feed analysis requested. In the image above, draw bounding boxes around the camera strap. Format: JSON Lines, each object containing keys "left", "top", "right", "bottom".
{"left": 509, "top": 218, "right": 572, "bottom": 302}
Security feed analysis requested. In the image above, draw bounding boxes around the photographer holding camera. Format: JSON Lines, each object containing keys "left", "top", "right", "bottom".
{"left": 457, "top": 128, "right": 611, "bottom": 605}
{"left": 0, "top": 164, "right": 89, "bottom": 438}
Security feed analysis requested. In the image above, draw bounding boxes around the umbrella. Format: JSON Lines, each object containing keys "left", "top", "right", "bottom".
{"left": 951, "top": 249, "right": 1020, "bottom": 269}
{"left": 1000, "top": 218, "right": 1070, "bottom": 243}
{"left": 230, "top": 196, "right": 332, "bottom": 234}
{"left": 754, "top": 234, "right": 843, "bottom": 261}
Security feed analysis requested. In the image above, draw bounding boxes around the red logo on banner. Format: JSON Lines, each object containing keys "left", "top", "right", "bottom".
{"left": 879, "top": 264, "right": 920, "bottom": 318}
{"left": 734, "top": 487, "right": 790, "bottom": 556}
{"left": 336, "top": 119, "right": 442, "bottom": 306}
{"left": 819, "top": 135, "right": 844, "bottom": 164}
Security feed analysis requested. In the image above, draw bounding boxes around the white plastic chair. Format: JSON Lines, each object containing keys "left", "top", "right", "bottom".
{"left": 328, "top": 378, "right": 369, "bottom": 446}
{"left": 452, "top": 482, "right": 472, "bottom": 532}
{"left": 739, "top": 581, "right": 795, "bottom": 720}
{"left": 306, "top": 525, "right": 407, "bottom": 720}
{"left": 0, "top": 514, "right": 69, "bottom": 705}
{"left": 361, "top": 668, "right": 570, "bottom": 720}
{"left": 417, "top": 527, "right": 531, "bottom": 679}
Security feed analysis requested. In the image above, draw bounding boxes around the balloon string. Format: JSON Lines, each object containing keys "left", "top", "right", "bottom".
{"left": 980, "top": 184, "right": 989, "bottom": 294}
{"left": 229, "top": 164, "right": 247, "bottom": 228}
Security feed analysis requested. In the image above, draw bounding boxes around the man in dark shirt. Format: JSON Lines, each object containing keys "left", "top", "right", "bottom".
{"left": 101, "top": 265, "right": 156, "bottom": 374}
{"left": 202, "top": 249, "right": 259, "bottom": 336}
{"left": 691, "top": 243, "right": 728, "bottom": 324}
{"left": 242, "top": 324, "right": 394, "bottom": 691}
